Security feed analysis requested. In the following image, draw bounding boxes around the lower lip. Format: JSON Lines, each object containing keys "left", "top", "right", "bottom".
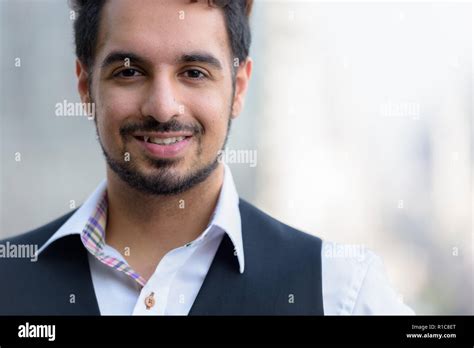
{"left": 135, "top": 136, "right": 192, "bottom": 158}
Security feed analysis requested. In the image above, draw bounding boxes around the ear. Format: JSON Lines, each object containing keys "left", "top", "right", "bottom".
{"left": 231, "top": 57, "right": 253, "bottom": 119}
{"left": 76, "top": 59, "right": 91, "bottom": 104}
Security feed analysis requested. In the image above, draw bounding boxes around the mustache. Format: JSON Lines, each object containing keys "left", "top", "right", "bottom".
{"left": 120, "top": 118, "right": 203, "bottom": 137}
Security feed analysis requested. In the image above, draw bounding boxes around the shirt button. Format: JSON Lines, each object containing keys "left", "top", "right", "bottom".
{"left": 144, "top": 292, "right": 155, "bottom": 310}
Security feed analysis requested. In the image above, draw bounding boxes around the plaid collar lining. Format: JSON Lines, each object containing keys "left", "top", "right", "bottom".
{"left": 80, "top": 190, "right": 147, "bottom": 287}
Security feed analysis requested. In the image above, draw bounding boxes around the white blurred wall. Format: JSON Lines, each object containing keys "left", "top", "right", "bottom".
{"left": 253, "top": 1, "right": 472, "bottom": 314}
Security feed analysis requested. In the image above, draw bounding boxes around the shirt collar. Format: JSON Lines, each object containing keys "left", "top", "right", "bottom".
{"left": 210, "top": 164, "right": 244, "bottom": 273}
{"left": 35, "top": 164, "right": 245, "bottom": 274}
{"left": 35, "top": 179, "right": 108, "bottom": 256}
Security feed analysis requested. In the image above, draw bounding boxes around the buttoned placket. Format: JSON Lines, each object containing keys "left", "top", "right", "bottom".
{"left": 132, "top": 227, "right": 214, "bottom": 315}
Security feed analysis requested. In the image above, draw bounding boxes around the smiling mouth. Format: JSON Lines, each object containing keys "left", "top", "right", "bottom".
{"left": 134, "top": 135, "right": 192, "bottom": 145}
{"left": 132, "top": 133, "right": 194, "bottom": 159}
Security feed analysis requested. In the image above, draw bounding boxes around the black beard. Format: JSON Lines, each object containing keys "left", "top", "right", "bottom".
{"left": 102, "top": 147, "right": 220, "bottom": 196}
{"left": 97, "top": 118, "right": 231, "bottom": 196}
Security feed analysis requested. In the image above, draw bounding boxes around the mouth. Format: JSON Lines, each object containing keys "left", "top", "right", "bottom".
{"left": 135, "top": 135, "right": 189, "bottom": 145}
{"left": 132, "top": 133, "right": 193, "bottom": 159}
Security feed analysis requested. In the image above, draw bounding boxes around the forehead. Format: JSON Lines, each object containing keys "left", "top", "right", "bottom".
{"left": 96, "top": 0, "right": 230, "bottom": 66}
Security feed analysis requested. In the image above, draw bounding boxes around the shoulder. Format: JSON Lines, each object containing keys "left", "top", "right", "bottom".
{"left": 0, "top": 210, "right": 77, "bottom": 276}
{"left": 0, "top": 210, "right": 75, "bottom": 246}
{"left": 238, "top": 198, "right": 323, "bottom": 247}
{"left": 321, "top": 241, "right": 415, "bottom": 315}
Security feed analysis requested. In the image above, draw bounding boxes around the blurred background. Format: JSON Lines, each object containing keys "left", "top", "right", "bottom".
{"left": 0, "top": 0, "right": 472, "bottom": 314}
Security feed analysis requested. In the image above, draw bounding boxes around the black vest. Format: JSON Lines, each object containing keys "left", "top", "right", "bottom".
{"left": 0, "top": 200, "right": 323, "bottom": 315}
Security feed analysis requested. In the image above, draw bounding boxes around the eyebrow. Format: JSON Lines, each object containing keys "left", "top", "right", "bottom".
{"left": 100, "top": 51, "right": 223, "bottom": 70}
{"left": 101, "top": 52, "right": 148, "bottom": 69}
{"left": 177, "top": 53, "right": 223, "bottom": 70}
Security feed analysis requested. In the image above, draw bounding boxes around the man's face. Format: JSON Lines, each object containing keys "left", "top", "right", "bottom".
{"left": 79, "top": 0, "right": 245, "bottom": 195}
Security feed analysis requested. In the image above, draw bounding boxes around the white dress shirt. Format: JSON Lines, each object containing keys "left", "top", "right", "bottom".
{"left": 36, "top": 165, "right": 415, "bottom": 315}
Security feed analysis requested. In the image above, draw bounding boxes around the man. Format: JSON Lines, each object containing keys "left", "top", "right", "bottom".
{"left": 0, "top": 0, "right": 414, "bottom": 315}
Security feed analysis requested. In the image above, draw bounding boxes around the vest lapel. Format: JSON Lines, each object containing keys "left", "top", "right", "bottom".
{"left": 35, "top": 234, "right": 101, "bottom": 315}
{"left": 0, "top": 210, "right": 100, "bottom": 315}
{"left": 188, "top": 200, "right": 282, "bottom": 315}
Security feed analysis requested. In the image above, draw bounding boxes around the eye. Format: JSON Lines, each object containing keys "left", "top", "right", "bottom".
{"left": 113, "top": 68, "right": 143, "bottom": 78}
{"left": 182, "top": 69, "right": 207, "bottom": 80}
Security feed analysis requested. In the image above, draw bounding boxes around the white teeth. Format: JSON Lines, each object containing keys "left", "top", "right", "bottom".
{"left": 147, "top": 136, "right": 185, "bottom": 145}
{"left": 143, "top": 136, "right": 149, "bottom": 142}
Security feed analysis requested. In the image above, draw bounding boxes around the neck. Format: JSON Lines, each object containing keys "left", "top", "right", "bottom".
{"left": 104, "top": 163, "right": 224, "bottom": 280}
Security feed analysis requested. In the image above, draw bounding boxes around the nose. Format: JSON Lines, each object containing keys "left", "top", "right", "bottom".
{"left": 140, "top": 74, "right": 181, "bottom": 123}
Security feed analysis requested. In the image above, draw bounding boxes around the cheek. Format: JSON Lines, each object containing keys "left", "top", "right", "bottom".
{"left": 96, "top": 88, "right": 141, "bottom": 145}
{"left": 188, "top": 93, "right": 230, "bottom": 149}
